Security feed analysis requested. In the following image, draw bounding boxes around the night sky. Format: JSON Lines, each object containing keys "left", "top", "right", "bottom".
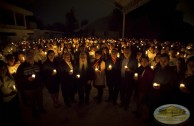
{"left": 4, "top": 0, "right": 194, "bottom": 26}
{"left": 5, "top": 0, "right": 115, "bottom": 25}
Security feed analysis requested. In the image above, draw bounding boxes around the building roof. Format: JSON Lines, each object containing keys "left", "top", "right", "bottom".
{"left": 0, "top": 1, "right": 33, "bottom": 16}
{"left": 114, "top": 0, "right": 150, "bottom": 13}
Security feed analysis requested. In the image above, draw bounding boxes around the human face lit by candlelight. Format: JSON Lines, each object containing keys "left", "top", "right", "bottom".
{"left": 140, "top": 57, "right": 149, "bottom": 68}
{"left": 111, "top": 50, "right": 117, "bottom": 59}
{"left": 95, "top": 53, "right": 101, "bottom": 60}
{"left": 159, "top": 55, "right": 169, "bottom": 68}
{"left": 47, "top": 51, "right": 55, "bottom": 62}
{"left": 123, "top": 48, "right": 131, "bottom": 59}
{"left": 25, "top": 50, "right": 35, "bottom": 64}
{"left": 63, "top": 53, "right": 71, "bottom": 62}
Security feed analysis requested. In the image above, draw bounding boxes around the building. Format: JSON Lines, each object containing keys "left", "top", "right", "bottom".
{"left": 0, "top": 1, "right": 34, "bottom": 42}
{"left": 0, "top": 1, "right": 64, "bottom": 44}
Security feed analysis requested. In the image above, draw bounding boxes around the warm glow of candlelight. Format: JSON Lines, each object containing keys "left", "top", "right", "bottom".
{"left": 32, "top": 74, "right": 36, "bottom": 78}
{"left": 53, "top": 69, "right": 56, "bottom": 73}
{"left": 69, "top": 69, "right": 73, "bottom": 73}
{"left": 76, "top": 74, "right": 80, "bottom": 78}
{"left": 108, "top": 65, "right": 112, "bottom": 69}
{"left": 124, "top": 65, "right": 128, "bottom": 69}
{"left": 180, "top": 83, "right": 185, "bottom": 88}
{"left": 153, "top": 83, "right": 160, "bottom": 87}
{"left": 95, "top": 68, "right": 98, "bottom": 71}
{"left": 117, "top": 53, "right": 120, "bottom": 58}
{"left": 151, "top": 66, "right": 154, "bottom": 69}
{"left": 134, "top": 73, "right": 138, "bottom": 77}
{"left": 13, "top": 85, "right": 16, "bottom": 90}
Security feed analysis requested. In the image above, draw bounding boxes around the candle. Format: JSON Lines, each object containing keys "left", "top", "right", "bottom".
{"left": 95, "top": 68, "right": 99, "bottom": 71}
{"left": 124, "top": 65, "right": 128, "bottom": 69}
{"left": 145, "top": 50, "right": 148, "bottom": 55}
{"left": 52, "top": 69, "right": 57, "bottom": 75}
{"left": 12, "top": 85, "right": 16, "bottom": 90}
{"left": 134, "top": 73, "right": 138, "bottom": 78}
{"left": 108, "top": 65, "right": 112, "bottom": 70}
{"left": 153, "top": 83, "right": 160, "bottom": 87}
{"left": 151, "top": 66, "right": 154, "bottom": 69}
{"left": 117, "top": 53, "right": 120, "bottom": 58}
{"left": 179, "top": 83, "right": 185, "bottom": 88}
{"left": 69, "top": 69, "right": 73, "bottom": 73}
{"left": 32, "top": 74, "right": 36, "bottom": 78}
{"left": 76, "top": 74, "right": 80, "bottom": 78}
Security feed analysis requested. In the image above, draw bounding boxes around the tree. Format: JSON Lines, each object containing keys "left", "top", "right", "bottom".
{"left": 64, "top": 8, "right": 79, "bottom": 37}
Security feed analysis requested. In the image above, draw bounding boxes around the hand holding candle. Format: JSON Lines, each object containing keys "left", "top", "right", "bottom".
{"left": 12, "top": 85, "right": 16, "bottom": 90}
{"left": 108, "top": 65, "right": 112, "bottom": 70}
{"left": 153, "top": 82, "right": 160, "bottom": 89}
{"left": 76, "top": 74, "right": 80, "bottom": 79}
{"left": 133, "top": 73, "right": 138, "bottom": 80}
{"left": 179, "top": 83, "right": 185, "bottom": 88}
{"left": 52, "top": 69, "right": 57, "bottom": 75}
{"left": 28, "top": 73, "right": 36, "bottom": 81}
{"left": 32, "top": 74, "right": 36, "bottom": 79}
{"left": 95, "top": 67, "right": 100, "bottom": 72}
{"left": 179, "top": 83, "right": 188, "bottom": 93}
{"left": 69, "top": 69, "right": 73, "bottom": 75}
{"left": 124, "top": 65, "right": 129, "bottom": 71}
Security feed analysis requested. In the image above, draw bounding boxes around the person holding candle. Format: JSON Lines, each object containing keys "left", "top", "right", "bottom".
{"left": 178, "top": 56, "right": 194, "bottom": 124}
{"left": 6, "top": 54, "right": 20, "bottom": 78}
{"left": 133, "top": 56, "right": 154, "bottom": 120}
{"left": 105, "top": 49, "right": 121, "bottom": 105}
{"left": 16, "top": 51, "right": 26, "bottom": 64}
{"left": 92, "top": 50, "right": 106, "bottom": 103}
{"left": 101, "top": 47, "right": 110, "bottom": 62}
{"left": 74, "top": 52, "right": 95, "bottom": 105}
{"left": 58, "top": 52, "right": 76, "bottom": 107}
{"left": 150, "top": 53, "right": 178, "bottom": 120}
{"left": 15, "top": 49, "right": 46, "bottom": 118}
{"left": 42, "top": 50, "right": 61, "bottom": 108}
{"left": 120, "top": 47, "right": 138, "bottom": 110}
{"left": 0, "top": 60, "right": 23, "bottom": 125}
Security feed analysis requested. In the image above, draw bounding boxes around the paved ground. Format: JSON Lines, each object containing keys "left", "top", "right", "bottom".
{"left": 19, "top": 87, "right": 151, "bottom": 126}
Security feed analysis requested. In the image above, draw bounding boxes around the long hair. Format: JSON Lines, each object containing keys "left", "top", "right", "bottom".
{"left": 0, "top": 60, "right": 13, "bottom": 82}
{"left": 79, "top": 52, "right": 88, "bottom": 71}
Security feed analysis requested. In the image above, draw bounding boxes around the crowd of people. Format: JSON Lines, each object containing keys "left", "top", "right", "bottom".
{"left": 0, "top": 37, "right": 194, "bottom": 125}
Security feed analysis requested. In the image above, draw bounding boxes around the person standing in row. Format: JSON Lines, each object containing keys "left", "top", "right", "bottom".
{"left": 15, "top": 49, "right": 46, "bottom": 118}
{"left": 178, "top": 56, "right": 194, "bottom": 125}
{"left": 120, "top": 47, "right": 138, "bottom": 110}
{"left": 105, "top": 49, "right": 121, "bottom": 105}
{"left": 42, "top": 50, "right": 61, "bottom": 108}
{"left": 0, "top": 60, "right": 24, "bottom": 125}
{"left": 58, "top": 52, "right": 76, "bottom": 107}
{"left": 92, "top": 50, "right": 106, "bottom": 103}
{"left": 149, "top": 53, "right": 178, "bottom": 121}
{"left": 74, "top": 52, "right": 95, "bottom": 105}
{"left": 133, "top": 56, "right": 154, "bottom": 120}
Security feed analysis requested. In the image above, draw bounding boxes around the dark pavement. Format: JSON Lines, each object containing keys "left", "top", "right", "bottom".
{"left": 19, "top": 87, "right": 150, "bottom": 126}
